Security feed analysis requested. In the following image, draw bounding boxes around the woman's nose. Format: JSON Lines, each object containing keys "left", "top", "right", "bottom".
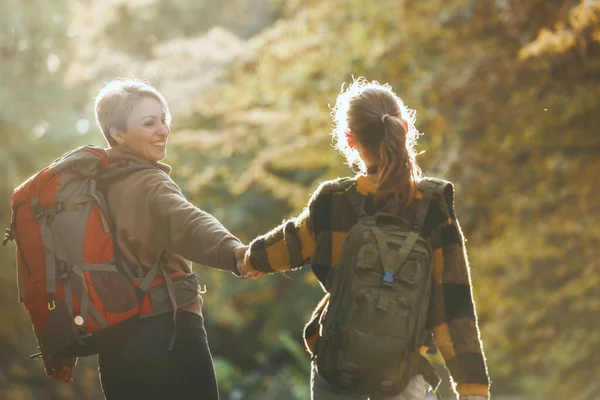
{"left": 157, "top": 124, "right": 169, "bottom": 136}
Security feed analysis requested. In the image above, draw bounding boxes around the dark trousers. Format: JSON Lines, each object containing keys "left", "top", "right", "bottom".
{"left": 98, "top": 310, "right": 219, "bottom": 400}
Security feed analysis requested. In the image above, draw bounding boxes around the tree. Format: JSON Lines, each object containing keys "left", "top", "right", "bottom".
{"left": 3, "top": 0, "right": 599, "bottom": 398}
{"left": 169, "top": 0, "right": 600, "bottom": 398}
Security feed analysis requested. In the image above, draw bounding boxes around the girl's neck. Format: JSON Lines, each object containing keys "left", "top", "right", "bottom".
{"left": 366, "top": 174, "right": 378, "bottom": 184}
{"left": 366, "top": 165, "right": 378, "bottom": 184}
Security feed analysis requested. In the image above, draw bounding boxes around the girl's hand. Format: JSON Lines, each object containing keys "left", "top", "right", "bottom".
{"left": 234, "top": 246, "right": 262, "bottom": 280}
{"left": 243, "top": 270, "right": 262, "bottom": 280}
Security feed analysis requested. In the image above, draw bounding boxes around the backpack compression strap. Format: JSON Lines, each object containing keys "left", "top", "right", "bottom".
{"left": 137, "top": 250, "right": 180, "bottom": 351}
{"left": 336, "top": 178, "right": 448, "bottom": 290}
{"left": 376, "top": 178, "right": 447, "bottom": 309}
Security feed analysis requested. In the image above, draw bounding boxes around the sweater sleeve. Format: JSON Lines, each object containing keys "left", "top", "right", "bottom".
{"left": 146, "top": 172, "right": 244, "bottom": 273}
{"left": 428, "top": 183, "right": 490, "bottom": 398}
{"left": 245, "top": 181, "right": 332, "bottom": 273}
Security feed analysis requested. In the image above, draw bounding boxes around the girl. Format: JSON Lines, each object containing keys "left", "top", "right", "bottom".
{"left": 241, "top": 78, "right": 490, "bottom": 400}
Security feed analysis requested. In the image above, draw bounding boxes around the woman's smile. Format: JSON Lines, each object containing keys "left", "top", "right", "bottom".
{"left": 119, "top": 96, "right": 171, "bottom": 162}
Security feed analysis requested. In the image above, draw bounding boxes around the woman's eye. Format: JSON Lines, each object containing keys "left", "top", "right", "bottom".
{"left": 145, "top": 121, "right": 154, "bottom": 127}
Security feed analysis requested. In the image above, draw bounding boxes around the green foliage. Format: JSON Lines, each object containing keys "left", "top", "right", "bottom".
{"left": 2, "top": 0, "right": 599, "bottom": 399}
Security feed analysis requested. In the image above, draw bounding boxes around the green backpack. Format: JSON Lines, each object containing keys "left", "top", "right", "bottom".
{"left": 315, "top": 177, "right": 447, "bottom": 397}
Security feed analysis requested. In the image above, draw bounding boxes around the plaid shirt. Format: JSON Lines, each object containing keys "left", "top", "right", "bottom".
{"left": 246, "top": 175, "right": 490, "bottom": 398}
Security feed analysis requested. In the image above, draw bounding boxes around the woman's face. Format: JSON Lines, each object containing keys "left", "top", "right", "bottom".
{"left": 114, "top": 96, "right": 171, "bottom": 162}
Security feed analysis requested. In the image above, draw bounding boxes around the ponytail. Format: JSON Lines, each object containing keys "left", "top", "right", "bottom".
{"left": 330, "top": 78, "right": 422, "bottom": 212}
{"left": 375, "top": 115, "right": 418, "bottom": 214}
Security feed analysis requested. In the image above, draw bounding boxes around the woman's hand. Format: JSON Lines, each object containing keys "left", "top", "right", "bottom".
{"left": 48, "top": 365, "right": 75, "bottom": 383}
{"left": 42, "top": 353, "right": 76, "bottom": 383}
{"left": 234, "top": 246, "right": 262, "bottom": 280}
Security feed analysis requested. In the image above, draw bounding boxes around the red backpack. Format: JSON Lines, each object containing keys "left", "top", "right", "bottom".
{"left": 3, "top": 146, "right": 198, "bottom": 361}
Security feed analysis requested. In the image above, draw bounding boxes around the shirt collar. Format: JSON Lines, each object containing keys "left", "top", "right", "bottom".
{"left": 355, "top": 174, "right": 376, "bottom": 196}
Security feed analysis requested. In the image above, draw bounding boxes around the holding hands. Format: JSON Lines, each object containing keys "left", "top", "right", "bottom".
{"left": 234, "top": 246, "right": 261, "bottom": 280}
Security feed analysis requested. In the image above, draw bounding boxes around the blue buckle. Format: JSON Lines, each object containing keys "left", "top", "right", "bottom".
{"left": 383, "top": 271, "right": 394, "bottom": 284}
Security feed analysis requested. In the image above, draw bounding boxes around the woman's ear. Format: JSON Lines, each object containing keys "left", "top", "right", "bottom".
{"left": 109, "top": 127, "right": 126, "bottom": 145}
{"left": 346, "top": 130, "right": 355, "bottom": 149}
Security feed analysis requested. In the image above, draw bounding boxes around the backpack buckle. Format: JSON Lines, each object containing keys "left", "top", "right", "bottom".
{"left": 339, "top": 372, "right": 352, "bottom": 387}
{"left": 411, "top": 224, "right": 423, "bottom": 233}
{"left": 57, "top": 261, "right": 70, "bottom": 282}
{"left": 2, "top": 228, "right": 13, "bottom": 246}
{"left": 44, "top": 202, "right": 64, "bottom": 221}
{"left": 3, "top": 205, "right": 18, "bottom": 246}
{"left": 383, "top": 271, "right": 394, "bottom": 284}
{"left": 160, "top": 250, "right": 171, "bottom": 266}
{"left": 380, "top": 380, "right": 394, "bottom": 393}
{"left": 32, "top": 203, "right": 44, "bottom": 220}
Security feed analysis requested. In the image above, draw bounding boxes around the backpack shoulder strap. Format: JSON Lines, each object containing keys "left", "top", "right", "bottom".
{"left": 334, "top": 179, "right": 366, "bottom": 220}
{"left": 413, "top": 177, "right": 449, "bottom": 232}
{"left": 378, "top": 178, "right": 450, "bottom": 300}
{"left": 326, "top": 177, "right": 354, "bottom": 192}
{"left": 323, "top": 178, "right": 366, "bottom": 219}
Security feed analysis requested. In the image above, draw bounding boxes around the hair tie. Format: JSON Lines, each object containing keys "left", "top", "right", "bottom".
{"left": 381, "top": 114, "right": 390, "bottom": 124}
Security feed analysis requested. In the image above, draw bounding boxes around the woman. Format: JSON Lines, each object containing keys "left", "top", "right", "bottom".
{"left": 48, "top": 78, "right": 247, "bottom": 400}
{"left": 239, "top": 78, "right": 490, "bottom": 400}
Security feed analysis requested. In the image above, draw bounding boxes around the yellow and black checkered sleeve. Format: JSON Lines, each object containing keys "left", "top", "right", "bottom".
{"left": 428, "top": 183, "right": 490, "bottom": 398}
{"left": 245, "top": 181, "right": 333, "bottom": 273}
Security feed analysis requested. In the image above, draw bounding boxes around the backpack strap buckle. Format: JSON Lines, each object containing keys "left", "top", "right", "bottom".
{"left": 380, "top": 380, "right": 394, "bottom": 393}
{"left": 383, "top": 271, "right": 394, "bottom": 284}
{"left": 160, "top": 250, "right": 172, "bottom": 266}
{"left": 339, "top": 372, "right": 352, "bottom": 387}
{"left": 31, "top": 198, "right": 44, "bottom": 220}
{"left": 410, "top": 223, "right": 423, "bottom": 234}
{"left": 57, "top": 261, "right": 70, "bottom": 283}
{"left": 3, "top": 205, "right": 18, "bottom": 246}
{"left": 2, "top": 228, "right": 13, "bottom": 246}
{"left": 43, "top": 202, "right": 64, "bottom": 222}
{"left": 30, "top": 198, "right": 65, "bottom": 222}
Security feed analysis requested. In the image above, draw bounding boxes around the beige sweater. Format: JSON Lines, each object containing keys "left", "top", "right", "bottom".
{"left": 104, "top": 146, "right": 243, "bottom": 314}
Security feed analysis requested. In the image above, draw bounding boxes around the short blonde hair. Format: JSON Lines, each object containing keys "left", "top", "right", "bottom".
{"left": 94, "top": 78, "right": 171, "bottom": 147}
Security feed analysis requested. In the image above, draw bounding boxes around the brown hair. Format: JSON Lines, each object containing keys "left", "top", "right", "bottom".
{"left": 94, "top": 78, "right": 171, "bottom": 147}
{"left": 332, "top": 78, "right": 422, "bottom": 213}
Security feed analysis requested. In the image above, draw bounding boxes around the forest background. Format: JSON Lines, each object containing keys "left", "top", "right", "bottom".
{"left": 1, "top": 0, "right": 599, "bottom": 399}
